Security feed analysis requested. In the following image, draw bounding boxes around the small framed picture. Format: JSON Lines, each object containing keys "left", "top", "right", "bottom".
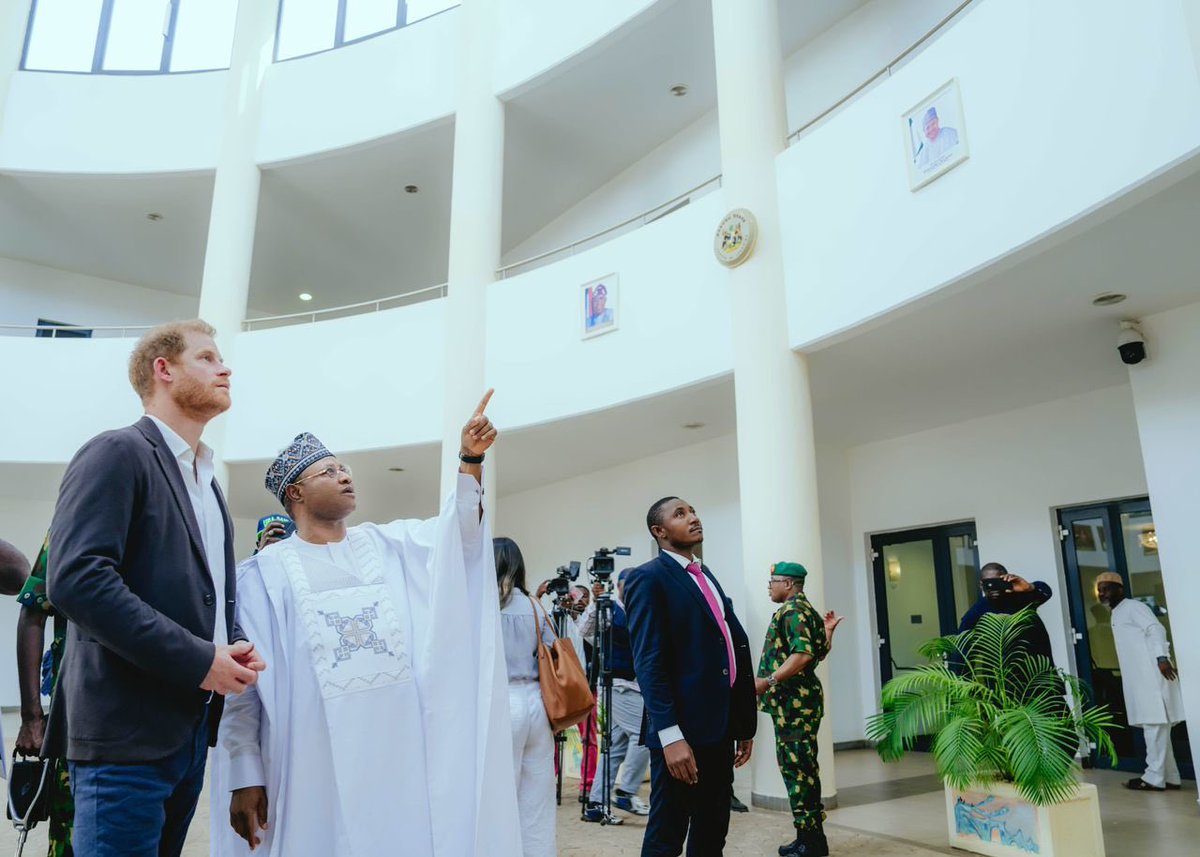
{"left": 582, "top": 274, "right": 618, "bottom": 339}
{"left": 902, "top": 79, "right": 969, "bottom": 191}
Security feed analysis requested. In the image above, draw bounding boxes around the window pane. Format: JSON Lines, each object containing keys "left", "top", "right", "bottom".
{"left": 404, "top": 0, "right": 457, "bottom": 25}
{"left": 103, "top": 0, "right": 169, "bottom": 71}
{"left": 344, "top": 0, "right": 398, "bottom": 42}
{"left": 23, "top": 0, "right": 105, "bottom": 72}
{"left": 277, "top": 0, "right": 338, "bottom": 60}
{"left": 171, "top": 0, "right": 238, "bottom": 71}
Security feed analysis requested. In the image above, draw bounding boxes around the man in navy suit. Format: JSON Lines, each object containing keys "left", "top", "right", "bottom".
{"left": 625, "top": 497, "right": 756, "bottom": 857}
{"left": 48, "top": 320, "right": 265, "bottom": 857}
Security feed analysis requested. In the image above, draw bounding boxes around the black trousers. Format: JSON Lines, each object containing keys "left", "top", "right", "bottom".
{"left": 641, "top": 740, "right": 735, "bottom": 857}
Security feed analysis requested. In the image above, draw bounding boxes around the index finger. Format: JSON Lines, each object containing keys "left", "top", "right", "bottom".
{"left": 474, "top": 388, "right": 495, "bottom": 416}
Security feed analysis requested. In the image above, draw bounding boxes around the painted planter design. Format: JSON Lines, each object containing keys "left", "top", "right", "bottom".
{"left": 945, "top": 782, "right": 1104, "bottom": 857}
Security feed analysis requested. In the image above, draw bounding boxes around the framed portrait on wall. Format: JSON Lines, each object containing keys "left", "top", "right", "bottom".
{"left": 582, "top": 274, "right": 618, "bottom": 339}
{"left": 902, "top": 79, "right": 970, "bottom": 190}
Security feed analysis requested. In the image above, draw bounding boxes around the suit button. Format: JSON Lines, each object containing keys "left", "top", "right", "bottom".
{"left": 203, "top": 594, "right": 215, "bottom": 607}
{"left": 722, "top": 668, "right": 729, "bottom": 676}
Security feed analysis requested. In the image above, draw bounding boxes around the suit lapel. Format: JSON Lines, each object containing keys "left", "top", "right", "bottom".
{"left": 660, "top": 553, "right": 721, "bottom": 631}
{"left": 138, "top": 417, "right": 211, "bottom": 576}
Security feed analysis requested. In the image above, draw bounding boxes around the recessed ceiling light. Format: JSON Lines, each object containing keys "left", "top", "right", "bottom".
{"left": 298, "top": 293, "right": 313, "bottom": 302}
{"left": 670, "top": 84, "right": 688, "bottom": 97}
{"left": 387, "top": 467, "right": 405, "bottom": 473}
{"left": 404, "top": 185, "right": 419, "bottom": 194}
{"left": 146, "top": 212, "right": 163, "bottom": 221}
{"left": 1092, "top": 292, "right": 1127, "bottom": 306}
{"left": 682, "top": 422, "right": 705, "bottom": 430}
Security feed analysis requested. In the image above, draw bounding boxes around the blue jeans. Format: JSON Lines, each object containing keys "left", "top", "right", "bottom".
{"left": 69, "top": 709, "right": 210, "bottom": 857}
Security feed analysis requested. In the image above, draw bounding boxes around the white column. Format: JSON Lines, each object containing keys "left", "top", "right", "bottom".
{"left": 710, "top": 0, "right": 837, "bottom": 808}
{"left": 196, "top": 0, "right": 278, "bottom": 481}
{"left": 0, "top": 0, "right": 33, "bottom": 131}
{"left": 440, "top": 0, "right": 503, "bottom": 513}
{"left": 1127, "top": 301, "right": 1200, "bottom": 804}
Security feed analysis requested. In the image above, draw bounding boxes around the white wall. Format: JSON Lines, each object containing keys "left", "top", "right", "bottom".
{"left": 0, "top": 71, "right": 226, "bottom": 173}
{"left": 502, "top": 111, "right": 722, "bottom": 266}
{"left": 783, "top": 0, "right": 963, "bottom": 134}
{"left": 780, "top": 0, "right": 1200, "bottom": 348}
{"left": 493, "top": 0, "right": 658, "bottom": 95}
{"left": 502, "top": 0, "right": 961, "bottom": 266}
{"left": 0, "top": 255, "right": 199, "bottom": 328}
{"left": 257, "top": 10, "right": 457, "bottom": 165}
{"left": 1127, "top": 300, "right": 1200, "bottom": 791}
{"left": 843, "top": 385, "right": 1148, "bottom": 739}
{"left": 499, "top": 432, "right": 746, "bottom": 632}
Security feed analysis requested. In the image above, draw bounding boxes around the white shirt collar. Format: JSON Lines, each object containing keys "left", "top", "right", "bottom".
{"left": 662, "top": 549, "right": 697, "bottom": 569}
{"left": 147, "top": 414, "right": 211, "bottom": 466}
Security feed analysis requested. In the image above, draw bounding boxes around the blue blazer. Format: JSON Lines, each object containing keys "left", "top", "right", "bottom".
{"left": 47, "top": 417, "right": 242, "bottom": 763}
{"left": 625, "top": 553, "right": 756, "bottom": 750}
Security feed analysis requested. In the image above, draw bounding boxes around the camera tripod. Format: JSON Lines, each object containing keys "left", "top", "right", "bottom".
{"left": 579, "top": 578, "right": 623, "bottom": 826}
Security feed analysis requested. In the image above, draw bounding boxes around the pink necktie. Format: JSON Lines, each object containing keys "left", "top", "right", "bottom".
{"left": 687, "top": 562, "right": 736, "bottom": 687}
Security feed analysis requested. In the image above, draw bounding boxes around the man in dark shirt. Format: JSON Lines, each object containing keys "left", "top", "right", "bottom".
{"left": 957, "top": 562, "right": 1055, "bottom": 664}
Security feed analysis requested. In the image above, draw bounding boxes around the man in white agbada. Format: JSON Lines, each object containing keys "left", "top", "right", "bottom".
{"left": 211, "top": 391, "right": 522, "bottom": 856}
{"left": 1096, "top": 572, "right": 1185, "bottom": 792}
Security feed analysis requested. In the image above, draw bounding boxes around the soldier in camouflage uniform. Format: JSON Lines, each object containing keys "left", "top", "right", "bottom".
{"left": 15, "top": 534, "right": 74, "bottom": 857}
{"left": 755, "top": 562, "right": 843, "bottom": 857}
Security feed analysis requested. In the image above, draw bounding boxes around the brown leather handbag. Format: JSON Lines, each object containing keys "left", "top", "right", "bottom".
{"left": 529, "top": 596, "right": 595, "bottom": 732}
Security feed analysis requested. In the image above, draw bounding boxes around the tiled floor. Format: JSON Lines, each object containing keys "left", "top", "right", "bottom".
{"left": 2, "top": 714, "right": 1195, "bottom": 856}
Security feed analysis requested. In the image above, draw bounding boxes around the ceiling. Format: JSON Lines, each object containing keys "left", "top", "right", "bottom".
{"left": 0, "top": 171, "right": 213, "bottom": 297}
{"left": 0, "top": 0, "right": 868, "bottom": 316}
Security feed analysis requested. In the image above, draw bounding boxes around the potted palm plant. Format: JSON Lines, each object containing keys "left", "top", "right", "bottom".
{"left": 866, "top": 609, "right": 1117, "bottom": 857}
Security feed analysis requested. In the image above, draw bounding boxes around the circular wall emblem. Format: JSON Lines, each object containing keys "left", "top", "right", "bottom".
{"left": 714, "top": 208, "right": 758, "bottom": 268}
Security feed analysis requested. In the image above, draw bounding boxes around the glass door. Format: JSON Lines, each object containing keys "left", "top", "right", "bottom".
{"left": 872, "top": 523, "right": 979, "bottom": 685}
{"left": 1058, "top": 499, "right": 1192, "bottom": 777}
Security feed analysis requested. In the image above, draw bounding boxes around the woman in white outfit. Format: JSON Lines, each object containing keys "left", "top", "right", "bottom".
{"left": 495, "top": 537, "right": 557, "bottom": 857}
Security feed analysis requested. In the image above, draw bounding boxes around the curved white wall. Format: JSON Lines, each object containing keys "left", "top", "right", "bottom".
{"left": 779, "top": 0, "right": 1200, "bottom": 348}
{"left": 257, "top": 9, "right": 458, "bottom": 165}
{"left": 0, "top": 70, "right": 226, "bottom": 173}
{"left": 493, "top": 0, "right": 659, "bottom": 95}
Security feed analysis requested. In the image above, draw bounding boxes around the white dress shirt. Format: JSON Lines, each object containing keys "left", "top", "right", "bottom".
{"left": 657, "top": 550, "right": 731, "bottom": 748}
{"left": 148, "top": 415, "right": 228, "bottom": 645}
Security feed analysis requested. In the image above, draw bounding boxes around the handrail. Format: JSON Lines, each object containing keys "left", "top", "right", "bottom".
{"left": 496, "top": 174, "right": 723, "bottom": 279}
{"left": 787, "top": 0, "right": 977, "bottom": 143}
{"left": 0, "top": 323, "right": 153, "bottom": 338}
{"left": 241, "top": 282, "right": 449, "bottom": 330}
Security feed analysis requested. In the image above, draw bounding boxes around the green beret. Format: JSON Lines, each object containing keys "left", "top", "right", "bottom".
{"left": 773, "top": 562, "right": 808, "bottom": 579}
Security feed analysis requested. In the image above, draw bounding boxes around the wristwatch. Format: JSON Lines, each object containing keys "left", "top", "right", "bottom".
{"left": 766, "top": 674, "right": 779, "bottom": 689}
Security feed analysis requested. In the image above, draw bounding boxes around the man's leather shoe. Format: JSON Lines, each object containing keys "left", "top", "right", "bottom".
{"left": 730, "top": 792, "right": 749, "bottom": 813}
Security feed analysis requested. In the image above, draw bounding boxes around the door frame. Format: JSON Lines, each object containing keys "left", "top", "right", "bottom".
{"left": 871, "top": 522, "right": 979, "bottom": 685}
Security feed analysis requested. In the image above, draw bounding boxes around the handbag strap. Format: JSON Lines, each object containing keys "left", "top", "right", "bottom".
{"left": 528, "top": 595, "right": 560, "bottom": 643}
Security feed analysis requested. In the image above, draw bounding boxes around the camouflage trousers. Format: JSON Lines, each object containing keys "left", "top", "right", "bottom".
{"left": 774, "top": 721, "right": 824, "bottom": 832}
{"left": 47, "top": 757, "right": 74, "bottom": 857}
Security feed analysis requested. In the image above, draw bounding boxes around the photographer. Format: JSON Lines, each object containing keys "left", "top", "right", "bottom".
{"left": 578, "top": 569, "right": 651, "bottom": 820}
{"left": 957, "top": 562, "right": 1055, "bottom": 664}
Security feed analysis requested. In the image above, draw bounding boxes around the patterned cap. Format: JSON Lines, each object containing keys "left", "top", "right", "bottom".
{"left": 1095, "top": 572, "right": 1123, "bottom": 587}
{"left": 265, "top": 432, "right": 333, "bottom": 504}
{"left": 773, "top": 561, "right": 808, "bottom": 579}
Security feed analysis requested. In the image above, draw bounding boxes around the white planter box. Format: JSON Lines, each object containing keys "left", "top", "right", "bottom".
{"left": 945, "top": 781, "right": 1105, "bottom": 857}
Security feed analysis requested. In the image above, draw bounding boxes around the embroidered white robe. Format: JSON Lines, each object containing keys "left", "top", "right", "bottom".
{"left": 210, "top": 476, "right": 521, "bottom": 857}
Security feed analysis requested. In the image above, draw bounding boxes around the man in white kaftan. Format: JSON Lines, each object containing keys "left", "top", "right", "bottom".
{"left": 1096, "top": 572, "right": 1185, "bottom": 791}
{"left": 211, "top": 393, "right": 521, "bottom": 856}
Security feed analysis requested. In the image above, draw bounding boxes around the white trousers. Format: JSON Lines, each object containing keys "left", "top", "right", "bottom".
{"left": 509, "top": 681, "right": 556, "bottom": 857}
{"left": 1141, "top": 723, "right": 1181, "bottom": 788}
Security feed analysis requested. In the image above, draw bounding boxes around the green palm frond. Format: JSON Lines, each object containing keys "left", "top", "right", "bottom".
{"left": 869, "top": 608, "right": 1117, "bottom": 806}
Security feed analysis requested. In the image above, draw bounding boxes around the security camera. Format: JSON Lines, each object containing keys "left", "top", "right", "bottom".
{"left": 1117, "top": 321, "right": 1146, "bottom": 365}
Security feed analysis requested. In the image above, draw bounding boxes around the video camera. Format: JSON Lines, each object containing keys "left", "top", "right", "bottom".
{"left": 545, "top": 561, "right": 580, "bottom": 597}
{"left": 588, "top": 546, "right": 631, "bottom": 582}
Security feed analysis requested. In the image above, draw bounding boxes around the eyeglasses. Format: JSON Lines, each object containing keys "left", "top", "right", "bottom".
{"left": 293, "top": 463, "right": 352, "bottom": 485}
